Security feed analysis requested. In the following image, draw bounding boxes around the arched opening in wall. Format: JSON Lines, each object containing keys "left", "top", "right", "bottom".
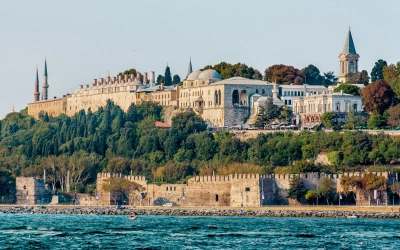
{"left": 354, "top": 103, "right": 357, "bottom": 112}
{"left": 232, "top": 90, "right": 239, "bottom": 105}
{"left": 218, "top": 90, "right": 221, "bottom": 105}
{"left": 215, "top": 194, "right": 219, "bottom": 202}
{"left": 341, "top": 61, "right": 344, "bottom": 74}
{"left": 240, "top": 90, "right": 247, "bottom": 105}
{"left": 256, "top": 89, "right": 259, "bottom": 94}
{"left": 214, "top": 90, "right": 218, "bottom": 105}
{"left": 262, "top": 89, "right": 265, "bottom": 95}
{"left": 336, "top": 102, "right": 340, "bottom": 111}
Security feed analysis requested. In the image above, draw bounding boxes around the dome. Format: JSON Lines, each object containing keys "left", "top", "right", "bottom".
{"left": 73, "top": 88, "right": 81, "bottom": 95}
{"left": 186, "top": 70, "right": 202, "bottom": 80}
{"left": 198, "top": 69, "right": 222, "bottom": 80}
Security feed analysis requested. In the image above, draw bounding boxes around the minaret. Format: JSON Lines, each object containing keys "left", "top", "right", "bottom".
{"left": 186, "top": 57, "right": 193, "bottom": 79}
{"left": 338, "top": 27, "right": 360, "bottom": 83}
{"left": 41, "top": 58, "right": 49, "bottom": 100}
{"left": 34, "top": 66, "right": 40, "bottom": 102}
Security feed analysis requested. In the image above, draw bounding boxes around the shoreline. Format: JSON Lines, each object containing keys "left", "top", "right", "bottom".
{"left": 1, "top": 205, "right": 400, "bottom": 219}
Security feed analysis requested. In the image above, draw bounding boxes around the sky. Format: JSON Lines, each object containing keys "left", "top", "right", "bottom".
{"left": 0, "top": 0, "right": 399, "bottom": 118}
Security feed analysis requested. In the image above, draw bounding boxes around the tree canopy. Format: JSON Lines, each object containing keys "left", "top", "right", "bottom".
{"left": 334, "top": 84, "right": 360, "bottom": 96}
{"left": 254, "top": 98, "right": 283, "bottom": 128}
{"left": 346, "top": 70, "right": 369, "bottom": 85}
{"left": 362, "top": 80, "right": 393, "bottom": 114}
{"left": 201, "top": 62, "right": 261, "bottom": 80}
{"left": 264, "top": 64, "right": 305, "bottom": 85}
{"left": 164, "top": 65, "right": 172, "bottom": 86}
{"left": 371, "top": 59, "right": 387, "bottom": 82}
{"left": 172, "top": 75, "right": 181, "bottom": 85}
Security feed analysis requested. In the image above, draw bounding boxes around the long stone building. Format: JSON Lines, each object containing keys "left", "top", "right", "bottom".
{"left": 27, "top": 28, "right": 362, "bottom": 127}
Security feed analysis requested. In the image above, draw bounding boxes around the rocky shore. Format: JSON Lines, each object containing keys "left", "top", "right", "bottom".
{"left": 0, "top": 206, "right": 400, "bottom": 219}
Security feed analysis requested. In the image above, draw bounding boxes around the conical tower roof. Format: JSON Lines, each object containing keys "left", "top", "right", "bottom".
{"left": 35, "top": 66, "right": 39, "bottom": 84}
{"left": 44, "top": 58, "right": 48, "bottom": 76}
{"left": 186, "top": 57, "right": 193, "bottom": 78}
{"left": 342, "top": 29, "right": 357, "bottom": 55}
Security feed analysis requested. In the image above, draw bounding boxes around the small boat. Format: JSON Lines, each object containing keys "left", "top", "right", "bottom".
{"left": 129, "top": 214, "right": 137, "bottom": 220}
{"left": 347, "top": 215, "right": 357, "bottom": 219}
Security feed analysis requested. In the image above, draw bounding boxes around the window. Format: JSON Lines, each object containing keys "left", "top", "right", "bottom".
{"left": 284, "top": 91, "right": 286, "bottom": 96}
{"left": 174, "top": 187, "right": 176, "bottom": 191}
{"left": 245, "top": 187, "right": 250, "bottom": 192}
{"left": 285, "top": 100, "right": 287, "bottom": 105}
{"left": 166, "top": 187, "right": 168, "bottom": 191}
{"left": 354, "top": 103, "right": 357, "bottom": 112}
{"left": 256, "top": 89, "right": 259, "bottom": 94}
{"left": 288, "top": 100, "right": 292, "bottom": 105}
{"left": 232, "top": 90, "right": 239, "bottom": 105}
{"left": 262, "top": 89, "right": 265, "bottom": 95}
{"left": 215, "top": 194, "right": 219, "bottom": 202}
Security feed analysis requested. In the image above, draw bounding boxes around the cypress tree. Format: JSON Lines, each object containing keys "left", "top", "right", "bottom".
{"left": 164, "top": 64, "right": 172, "bottom": 86}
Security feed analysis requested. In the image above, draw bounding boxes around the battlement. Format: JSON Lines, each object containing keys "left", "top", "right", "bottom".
{"left": 97, "top": 173, "right": 147, "bottom": 183}
{"left": 189, "top": 174, "right": 260, "bottom": 183}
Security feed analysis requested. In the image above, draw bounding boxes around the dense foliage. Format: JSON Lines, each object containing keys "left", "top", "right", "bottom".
{"left": 202, "top": 62, "right": 262, "bottom": 80}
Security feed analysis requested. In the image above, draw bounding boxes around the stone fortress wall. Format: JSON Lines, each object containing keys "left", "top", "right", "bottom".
{"left": 16, "top": 177, "right": 51, "bottom": 205}
{"left": 96, "top": 172, "right": 393, "bottom": 207}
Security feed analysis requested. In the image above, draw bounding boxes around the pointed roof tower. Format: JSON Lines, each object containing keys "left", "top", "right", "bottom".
{"left": 35, "top": 65, "right": 39, "bottom": 84}
{"left": 186, "top": 57, "right": 193, "bottom": 78}
{"left": 44, "top": 57, "right": 48, "bottom": 76}
{"left": 342, "top": 27, "right": 357, "bottom": 55}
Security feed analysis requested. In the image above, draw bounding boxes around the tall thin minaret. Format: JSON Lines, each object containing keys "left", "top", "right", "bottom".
{"left": 186, "top": 57, "right": 193, "bottom": 79}
{"left": 34, "top": 66, "right": 40, "bottom": 102}
{"left": 41, "top": 58, "right": 49, "bottom": 100}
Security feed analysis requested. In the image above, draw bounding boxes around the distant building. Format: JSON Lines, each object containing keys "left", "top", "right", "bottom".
{"left": 292, "top": 90, "right": 363, "bottom": 126}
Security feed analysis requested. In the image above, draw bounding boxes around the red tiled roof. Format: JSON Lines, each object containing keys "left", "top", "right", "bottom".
{"left": 155, "top": 121, "right": 171, "bottom": 128}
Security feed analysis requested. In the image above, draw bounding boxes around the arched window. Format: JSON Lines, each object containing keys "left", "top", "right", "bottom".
{"left": 215, "top": 194, "right": 219, "bottom": 202}
{"left": 354, "top": 103, "right": 357, "bottom": 112}
{"left": 341, "top": 61, "right": 345, "bottom": 74}
{"left": 349, "top": 61, "right": 355, "bottom": 73}
{"left": 256, "top": 89, "right": 259, "bottom": 94}
{"left": 262, "top": 89, "right": 265, "bottom": 95}
{"left": 218, "top": 90, "right": 221, "bottom": 105}
{"left": 232, "top": 90, "right": 239, "bottom": 105}
{"left": 214, "top": 90, "right": 218, "bottom": 105}
{"left": 336, "top": 102, "right": 340, "bottom": 111}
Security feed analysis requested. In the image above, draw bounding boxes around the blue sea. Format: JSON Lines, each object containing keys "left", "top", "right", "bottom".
{"left": 0, "top": 214, "right": 399, "bottom": 249}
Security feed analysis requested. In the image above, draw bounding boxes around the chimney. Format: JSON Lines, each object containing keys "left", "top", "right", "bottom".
{"left": 93, "top": 79, "right": 97, "bottom": 86}
{"left": 124, "top": 74, "right": 128, "bottom": 82}
{"left": 150, "top": 71, "right": 155, "bottom": 83}
{"left": 118, "top": 75, "right": 122, "bottom": 83}
{"left": 100, "top": 78, "right": 104, "bottom": 85}
{"left": 161, "top": 83, "right": 164, "bottom": 90}
{"left": 136, "top": 73, "right": 142, "bottom": 82}
{"left": 79, "top": 85, "right": 83, "bottom": 89}
{"left": 106, "top": 76, "right": 111, "bottom": 83}
{"left": 143, "top": 72, "right": 148, "bottom": 83}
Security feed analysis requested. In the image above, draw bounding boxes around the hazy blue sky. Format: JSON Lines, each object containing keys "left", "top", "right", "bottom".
{"left": 1, "top": 0, "right": 399, "bottom": 118}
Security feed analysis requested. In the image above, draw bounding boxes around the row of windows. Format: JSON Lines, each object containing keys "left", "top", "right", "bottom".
{"left": 283, "top": 91, "right": 305, "bottom": 97}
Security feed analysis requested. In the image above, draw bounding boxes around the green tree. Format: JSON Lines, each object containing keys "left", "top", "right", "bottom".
{"left": 156, "top": 75, "right": 164, "bottom": 85}
{"left": 367, "top": 114, "right": 387, "bottom": 129}
{"left": 327, "top": 151, "right": 343, "bottom": 165}
{"left": 118, "top": 68, "right": 137, "bottom": 78}
{"left": 101, "top": 177, "right": 142, "bottom": 205}
{"left": 254, "top": 98, "right": 282, "bottom": 128}
{"left": 171, "top": 112, "right": 207, "bottom": 135}
{"left": 322, "top": 71, "right": 338, "bottom": 86}
{"left": 383, "top": 62, "right": 400, "bottom": 97}
{"left": 340, "top": 175, "right": 360, "bottom": 203}
{"left": 318, "top": 177, "right": 334, "bottom": 205}
{"left": 301, "top": 64, "right": 323, "bottom": 85}
{"left": 334, "top": 84, "right": 360, "bottom": 96}
{"left": 172, "top": 74, "right": 181, "bottom": 85}
{"left": 321, "top": 112, "right": 337, "bottom": 129}
{"left": 164, "top": 65, "right": 172, "bottom": 86}
{"left": 279, "top": 105, "right": 293, "bottom": 123}
{"left": 286, "top": 176, "right": 307, "bottom": 201}
{"left": 362, "top": 80, "right": 393, "bottom": 114}
{"left": 371, "top": 59, "right": 387, "bottom": 82}
{"left": 202, "top": 62, "right": 261, "bottom": 80}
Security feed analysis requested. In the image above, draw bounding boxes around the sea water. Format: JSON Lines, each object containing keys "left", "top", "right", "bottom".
{"left": 0, "top": 214, "right": 399, "bottom": 249}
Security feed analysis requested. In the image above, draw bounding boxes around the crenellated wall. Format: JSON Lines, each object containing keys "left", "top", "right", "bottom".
{"left": 95, "top": 172, "right": 393, "bottom": 207}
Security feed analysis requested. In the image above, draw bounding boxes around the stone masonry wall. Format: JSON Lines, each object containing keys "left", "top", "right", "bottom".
{"left": 16, "top": 177, "right": 50, "bottom": 204}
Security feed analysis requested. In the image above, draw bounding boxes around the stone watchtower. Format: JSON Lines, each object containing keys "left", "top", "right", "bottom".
{"left": 338, "top": 28, "right": 360, "bottom": 83}
{"left": 41, "top": 58, "right": 49, "bottom": 100}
